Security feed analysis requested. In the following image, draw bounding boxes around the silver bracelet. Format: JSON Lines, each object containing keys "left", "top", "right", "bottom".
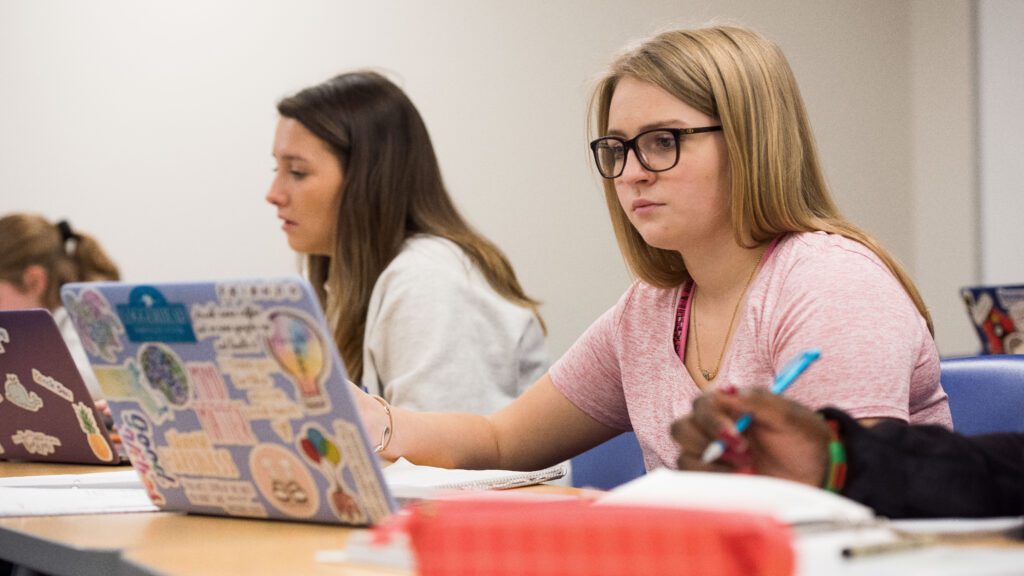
{"left": 370, "top": 395, "right": 393, "bottom": 454}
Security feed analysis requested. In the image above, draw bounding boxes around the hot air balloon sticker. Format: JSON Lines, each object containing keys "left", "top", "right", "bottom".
{"left": 266, "top": 310, "right": 328, "bottom": 410}
{"left": 298, "top": 425, "right": 366, "bottom": 524}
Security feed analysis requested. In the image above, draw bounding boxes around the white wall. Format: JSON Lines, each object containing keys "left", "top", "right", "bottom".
{"left": 910, "top": 0, "right": 977, "bottom": 356}
{"left": 978, "top": 0, "right": 1024, "bottom": 285}
{"left": 0, "top": 0, "right": 980, "bottom": 358}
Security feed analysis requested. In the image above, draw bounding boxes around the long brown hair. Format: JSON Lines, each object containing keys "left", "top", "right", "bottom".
{"left": 0, "top": 213, "right": 120, "bottom": 310}
{"left": 590, "top": 26, "right": 933, "bottom": 334}
{"left": 277, "top": 71, "right": 545, "bottom": 380}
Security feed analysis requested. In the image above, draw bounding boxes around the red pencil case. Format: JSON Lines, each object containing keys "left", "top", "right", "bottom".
{"left": 406, "top": 498, "right": 794, "bottom": 576}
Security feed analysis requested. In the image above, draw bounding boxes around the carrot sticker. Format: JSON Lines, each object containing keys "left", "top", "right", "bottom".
{"left": 73, "top": 401, "right": 115, "bottom": 462}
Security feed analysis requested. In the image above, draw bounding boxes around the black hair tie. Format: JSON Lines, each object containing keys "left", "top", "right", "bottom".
{"left": 56, "top": 220, "right": 76, "bottom": 242}
{"left": 56, "top": 220, "right": 79, "bottom": 254}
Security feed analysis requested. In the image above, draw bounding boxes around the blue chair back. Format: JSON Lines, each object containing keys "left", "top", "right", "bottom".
{"left": 570, "top": 431, "right": 646, "bottom": 490}
{"left": 939, "top": 355, "right": 1024, "bottom": 435}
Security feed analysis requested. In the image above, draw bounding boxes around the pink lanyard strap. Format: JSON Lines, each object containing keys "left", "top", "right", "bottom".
{"left": 673, "top": 281, "right": 694, "bottom": 362}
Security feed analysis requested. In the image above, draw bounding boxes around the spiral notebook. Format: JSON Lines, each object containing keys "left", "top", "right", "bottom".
{"left": 383, "top": 457, "right": 567, "bottom": 500}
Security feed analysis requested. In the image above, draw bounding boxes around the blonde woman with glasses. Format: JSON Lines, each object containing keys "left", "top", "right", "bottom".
{"left": 350, "top": 26, "right": 951, "bottom": 473}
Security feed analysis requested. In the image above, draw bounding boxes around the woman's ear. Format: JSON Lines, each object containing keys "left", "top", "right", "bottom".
{"left": 20, "top": 265, "right": 49, "bottom": 304}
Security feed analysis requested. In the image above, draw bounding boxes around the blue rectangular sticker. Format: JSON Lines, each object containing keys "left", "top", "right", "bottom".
{"left": 117, "top": 286, "right": 197, "bottom": 343}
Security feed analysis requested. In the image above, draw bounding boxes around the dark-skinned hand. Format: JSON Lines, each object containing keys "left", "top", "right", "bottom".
{"left": 671, "top": 387, "right": 830, "bottom": 487}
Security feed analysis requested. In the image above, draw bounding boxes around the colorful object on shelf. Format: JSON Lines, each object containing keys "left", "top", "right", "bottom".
{"left": 962, "top": 284, "right": 1024, "bottom": 355}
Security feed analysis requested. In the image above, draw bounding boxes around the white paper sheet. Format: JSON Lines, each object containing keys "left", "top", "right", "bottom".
{"left": 598, "top": 468, "right": 875, "bottom": 525}
{"left": 0, "top": 460, "right": 570, "bottom": 517}
{"left": 0, "top": 486, "right": 158, "bottom": 516}
{"left": 0, "top": 469, "right": 143, "bottom": 489}
{"left": 383, "top": 457, "right": 565, "bottom": 489}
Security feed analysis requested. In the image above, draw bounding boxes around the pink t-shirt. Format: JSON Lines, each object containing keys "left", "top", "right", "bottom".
{"left": 550, "top": 231, "right": 951, "bottom": 471}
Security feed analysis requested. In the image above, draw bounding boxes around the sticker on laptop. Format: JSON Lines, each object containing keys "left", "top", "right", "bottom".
{"left": 117, "top": 286, "right": 197, "bottom": 343}
{"left": 266, "top": 309, "right": 331, "bottom": 412}
{"left": 93, "top": 362, "right": 173, "bottom": 424}
{"left": 12, "top": 429, "right": 61, "bottom": 455}
{"left": 298, "top": 424, "right": 365, "bottom": 524}
{"left": 4, "top": 374, "right": 43, "bottom": 412}
{"left": 119, "top": 408, "right": 177, "bottom": 498}
{"left": 249, "top": 442, "right": 320, "bottom": 518}
{"left": 181, "top": 477, "right": 267, "bottom": 518}
{"left": 33, "top": 368, "right": 74, "bottom": 402}
{"left": 64, "top": 289, "right": 126, "bottom": 362}
{"left": 138, "top": 343, "right": 191, "bottom": 407}
{"left": 189, "top": 362, "right": 258, "bottom": 445}
{"left": 72, "top": 401, "right": 115, "bottom": 462}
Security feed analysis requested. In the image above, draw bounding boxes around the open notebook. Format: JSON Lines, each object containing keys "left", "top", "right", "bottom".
{"left": 598, "top": 468, "right": 874, "bottom": 526}
{"left": 54, "top": 277, "right": 563, "bottom": 524}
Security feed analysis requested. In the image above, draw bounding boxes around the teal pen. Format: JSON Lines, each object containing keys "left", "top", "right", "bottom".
{"left": 700, "top": 348, "right": 821, "bottom": 463}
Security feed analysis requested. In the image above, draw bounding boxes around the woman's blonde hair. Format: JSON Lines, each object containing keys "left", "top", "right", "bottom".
{"left": 0, "top": 213, "right": 120, "bottom": 310}
{"left": 278, "top": 71, "right": 545, "bottom": 380}
{"left": 590, "top": 25, "right": 932, "bottom": 333}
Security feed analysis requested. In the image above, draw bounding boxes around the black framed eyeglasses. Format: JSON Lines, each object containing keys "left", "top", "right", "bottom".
{"left": 589, "top": 126, "right": 723, "bottom": 179}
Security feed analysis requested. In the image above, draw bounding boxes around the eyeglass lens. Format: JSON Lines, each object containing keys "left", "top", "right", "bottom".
{"left": 593, "top": 130, "right": 680, "bottom": 178}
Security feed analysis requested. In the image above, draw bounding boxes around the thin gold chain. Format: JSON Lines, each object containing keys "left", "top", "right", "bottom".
{"left": 691, "top": 250, "right": 765, "bottom": 381}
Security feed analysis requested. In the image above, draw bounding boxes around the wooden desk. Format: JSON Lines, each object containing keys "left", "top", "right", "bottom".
{"left": 0, "top": 462, "right": 142, "bottom": 575}
{"left": 119, "top": 484, "right": 586, "bottom": 576}
{"left": 2, "top": 510, "right": 396, "bottom": 576}
{"left": 118, "top": 515, "right": 387, "bottom": 576}
{"left": 7, "top": 462, "right": 1019, "bottom": 576}
{"left": 0, "top": 461, "right": 119, "bottom": 479}
{"left": 0, "top": 461, "right": 401, "bottom": 575}
{"left": 1, "top": 462, "right": 574, "bottom": 576}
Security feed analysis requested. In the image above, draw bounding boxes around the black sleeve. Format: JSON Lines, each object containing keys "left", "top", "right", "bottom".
{"left": 820, "top": 408, "right": 1024, "bottom": 519}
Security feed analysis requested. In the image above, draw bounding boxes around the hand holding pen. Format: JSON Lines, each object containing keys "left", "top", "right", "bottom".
{"left": 672, "top": 349, "right": 832, "bottom": 487}
{"left": 701, "top": 349, "right": 821, "bottom": 463}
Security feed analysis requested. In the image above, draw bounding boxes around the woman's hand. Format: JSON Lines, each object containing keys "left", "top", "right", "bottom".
{"left": 94, "top": 399, "right": 121, "bottom": 444}
{"left": 671, "top": 387, "right": 830, "bottom": 487}
{"left": 348, "top": 381, "right": 393, "bottom": 458}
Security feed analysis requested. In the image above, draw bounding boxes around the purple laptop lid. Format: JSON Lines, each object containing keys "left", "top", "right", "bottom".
{"left": 0, "top": 309, "right": 119, "bottom": 465}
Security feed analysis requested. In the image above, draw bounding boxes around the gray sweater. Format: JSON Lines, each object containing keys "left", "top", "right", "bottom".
{"left": 361, "top": 235, "right": 549, "bottom": 414}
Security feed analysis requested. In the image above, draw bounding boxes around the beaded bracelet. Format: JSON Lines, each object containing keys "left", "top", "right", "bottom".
{"left": 371, "top": 395, "right": 393, "bottom": 454}
{"left": 823, "top": 418, "right": 847, "bottom": 493}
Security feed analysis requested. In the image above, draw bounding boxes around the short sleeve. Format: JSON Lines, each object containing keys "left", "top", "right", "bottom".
{"left": 549, "top": 288, "right": 633, "bottom": 431}
{"left": 764, "top": 245, "right": 933, "bottom": 421}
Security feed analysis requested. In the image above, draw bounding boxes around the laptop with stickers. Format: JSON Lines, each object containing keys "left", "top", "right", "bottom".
{"left": 0, "top": 309, "right": 121, "bottom": 465}
{"left": 961, "top": 284, "right": 1024, "bottom": 355}
{"left": 59, "top": 277, "right": 397, "bottom": 525}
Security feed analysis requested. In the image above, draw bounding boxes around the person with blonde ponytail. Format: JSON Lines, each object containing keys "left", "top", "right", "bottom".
{"left": 0, "top": 213, "right": 120, "bottom": 397}
{"left": 267, "top": 71, "right": 548, "bottom": 415}
{"left": 344, "top": 26, "right": 950, "bottom": 475}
